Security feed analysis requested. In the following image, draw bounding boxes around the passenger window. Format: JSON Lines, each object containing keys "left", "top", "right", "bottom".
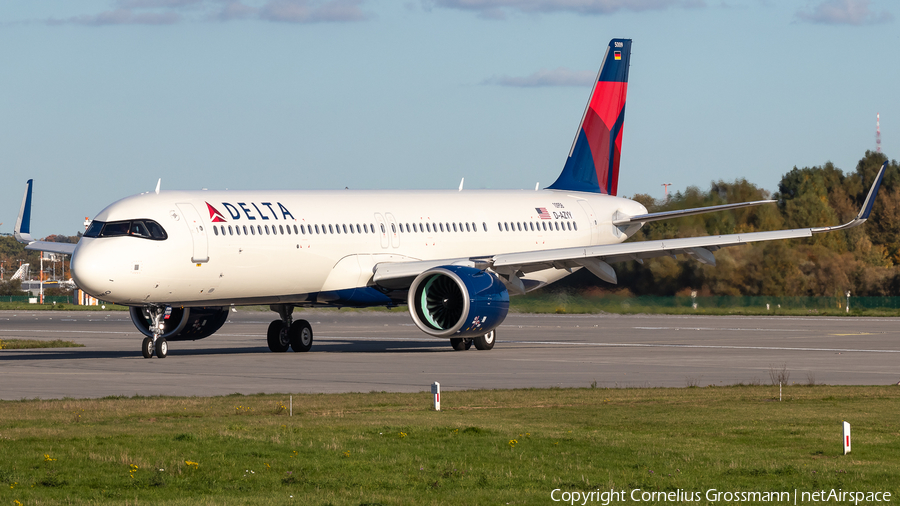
{"left": 343, "top": 224, "right": 348, "bottom": 234}
{"left": 482, "top": 222, "right": 487, "bottom": 232}
{"left": 573, "top": 222, "right": 578, "bottom": 231}
{"left": 356, "top": 224, "right": 361, "bottom": 234}
{"left": 555, "top": 222, "right": 560, "bottom": 231}
{"left": 497, "top": 222, "right": 502, "bottom": 231}
{"left": 437, "top": 223, "right": 442, "bottom": 232}
{"left": 228, "top": 226, "right": 233, "bottom": 235}
{"left": 213, "top": 227, "right": 219, "bottom": 236}
{"left": 567, "top": 222, "right": 572, "bottom": 230}
{"left": 251, "top": 226, "right": 256, "bottom": 235}
{"left": 391, "top": 223, "right": 396, "bottom": 233}
{"left": 452, "top": 223, "right": 457, "bottom": 232}
{"left": 236, "top": 226, "right": 241, "bottom": 236}
{"left": 465, "top": 223, "right": 470, "bottom": 232}
{"left": 242, "top": 226, "right": 248, "bottom": 235}
{"left": 504, "top": 222, "right": 509, "bottom": 232}
{"left": 542, "top": 222, "right": 547, "bottom": 231}
{"left": 329, "top": 225, "right": 334, "bottom": 234}
{"left": 516, "top": 222, "right": 522, "bottom": 232}
{"left": 426, "top": 223, "right": 432, "bottom": 233}
{"left": 380, "top": 224, "right": 385, "bottom": 233}
{"left": 315, "top": 225, "right": 320, "bottom": 234}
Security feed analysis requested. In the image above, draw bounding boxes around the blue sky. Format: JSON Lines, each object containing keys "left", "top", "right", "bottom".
{"left": 1, "top": 0, "right": 897, "bottom": 235}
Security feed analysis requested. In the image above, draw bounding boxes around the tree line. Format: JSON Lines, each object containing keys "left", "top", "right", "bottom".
{"left": 607, "top": 151, "right": 900, "bottom": 297}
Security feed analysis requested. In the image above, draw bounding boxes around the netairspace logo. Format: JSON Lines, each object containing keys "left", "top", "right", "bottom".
{"left": 550, "top": 488, "right": 893, "bottom": 505}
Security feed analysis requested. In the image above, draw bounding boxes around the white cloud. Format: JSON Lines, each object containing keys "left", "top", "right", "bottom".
{"left": 47, "top": 9, "right": 180, "bottom": 25}
{"left": 483, "top": 67, "right": 595, "bottom": 87}
{"left": 427, "top": 0, "right": 704, "bottom": 18}
{"left": 45, "top": 0, "right": 372, "bottom": 26}
{"left": 259, "top": 0, "right": 371, "bottom": 23}
{"left": 795, "top": 0, "right": 893, "bottom": 25}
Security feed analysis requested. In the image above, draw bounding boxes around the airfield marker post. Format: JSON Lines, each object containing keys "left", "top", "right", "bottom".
{"left": 843, "top": 421, "right": 851, "bottom": 454}
{"left": 432, "top": 382, "right": 440, "bottom": 411}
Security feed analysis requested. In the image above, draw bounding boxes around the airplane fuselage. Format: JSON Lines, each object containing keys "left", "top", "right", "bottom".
{"left": 70, "top": 189, "right": 647, "bottom": 307}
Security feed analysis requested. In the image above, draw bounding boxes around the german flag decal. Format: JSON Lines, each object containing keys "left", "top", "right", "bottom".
{"left": 614, "top": 51, "right": 621, "bottom": 60}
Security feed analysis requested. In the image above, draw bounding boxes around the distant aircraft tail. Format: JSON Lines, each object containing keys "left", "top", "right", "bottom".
{"left": 14, "top": 179, "right": 34, "bottom": 243}
{"left": 548, "top": 38, "right": 631, "bottom": 196}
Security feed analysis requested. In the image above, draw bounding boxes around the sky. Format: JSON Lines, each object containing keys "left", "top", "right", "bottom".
{"left": 1, "top": 0, "right": 897, "bottom": 236}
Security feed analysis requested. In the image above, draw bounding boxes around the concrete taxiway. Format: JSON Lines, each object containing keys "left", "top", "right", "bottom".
{"left": 0, "top": 309, "right": 898, "bottom": 399}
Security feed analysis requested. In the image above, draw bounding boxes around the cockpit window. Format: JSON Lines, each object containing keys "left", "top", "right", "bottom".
{"left": 83, "top": 220, "right": 168, "bottom": 240}
{"left": 84, "top": 221, "right": 104, "bottom": 238}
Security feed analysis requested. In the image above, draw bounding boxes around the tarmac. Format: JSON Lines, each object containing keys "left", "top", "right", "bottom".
{"left": 1, "top": 309, "right": 898, "bottom": 399}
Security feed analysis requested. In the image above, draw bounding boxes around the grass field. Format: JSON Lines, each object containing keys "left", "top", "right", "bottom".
{"left": 0, "top": 339, "right": 83, "bottom": 350}
{"left": 0, "top": 386, "right": 897, "bottom": 505}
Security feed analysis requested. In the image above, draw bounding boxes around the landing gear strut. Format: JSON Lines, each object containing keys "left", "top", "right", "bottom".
{"left": 268, "top": 304, "right": 314, "bottom": 353}
{"left": 141, "top": 306, "right": 168, "bottom": 359}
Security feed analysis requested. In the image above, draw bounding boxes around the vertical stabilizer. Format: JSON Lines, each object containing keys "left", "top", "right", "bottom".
{"left": 14, "top": 179, "right": 34, "bottom": 244}
{"left": 548, "top": 39, "right": 631, "bottom": 195}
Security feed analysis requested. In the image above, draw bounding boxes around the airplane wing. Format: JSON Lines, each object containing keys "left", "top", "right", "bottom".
{"left": 14, "top": 179, "right": 78, "bottom": 256}
{"left": 374, "top": 161, "right": 887, "bottom": 293}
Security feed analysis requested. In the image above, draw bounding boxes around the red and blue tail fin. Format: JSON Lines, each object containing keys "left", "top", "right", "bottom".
{"left": 548, "top": 38, "right": 631, "bottom": 195}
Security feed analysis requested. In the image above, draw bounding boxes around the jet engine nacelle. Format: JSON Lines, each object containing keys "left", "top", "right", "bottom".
{"left": 408, "top": 265, "right": 509, "bottom": 338}
{"left": 129, "top": 306, "right": 229, "bottom": 341}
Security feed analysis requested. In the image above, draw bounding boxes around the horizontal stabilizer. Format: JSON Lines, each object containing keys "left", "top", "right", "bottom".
{"left": 613, "top": 200, "right": 776, "bottom": 226}
{"left": 25, "top": 241, "right": 77, "bottom": 255}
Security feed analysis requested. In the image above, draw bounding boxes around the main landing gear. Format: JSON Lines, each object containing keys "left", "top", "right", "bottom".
{"left": 450, "top": 329, "right": 495, "bottom": 351}
{"left": 141, "top": 306, "right": 168, "bottom": 359}
{"left": 268, "top": 304, "right": 313, "bottom": 353}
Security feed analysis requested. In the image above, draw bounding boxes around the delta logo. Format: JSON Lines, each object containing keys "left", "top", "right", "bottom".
{"left": 205, "top": 201, "right": 295, "bottom": 222}
{"left": 207, "top": 203, "right": 228, "bottom": 222}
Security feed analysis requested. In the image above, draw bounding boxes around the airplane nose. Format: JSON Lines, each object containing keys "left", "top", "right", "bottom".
{"left": 70, "top": 240, "right": 114, "bottom": 298}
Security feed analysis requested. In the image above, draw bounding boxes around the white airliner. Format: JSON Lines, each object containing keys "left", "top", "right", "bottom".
{"left": 15, "top": 39, "right": 887, "bottom": 359}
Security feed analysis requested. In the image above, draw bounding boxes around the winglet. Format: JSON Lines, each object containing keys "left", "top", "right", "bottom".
{"left": 14, "top": 179, "right": 34, "bottom": 244}
{"left": 812, "top": 161, "right": 887, "bottom": 233}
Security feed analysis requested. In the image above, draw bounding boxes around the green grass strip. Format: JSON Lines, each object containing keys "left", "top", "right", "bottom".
{"left": 0, "top": 339, "right": 84, "bottom": 350}
{"left": 0, "top": 386, "right": 897, "bottom": 505}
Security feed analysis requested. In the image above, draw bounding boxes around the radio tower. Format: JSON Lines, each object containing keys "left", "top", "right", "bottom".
{"left": 876, "top": 113, "right": 882, "bottom": 153}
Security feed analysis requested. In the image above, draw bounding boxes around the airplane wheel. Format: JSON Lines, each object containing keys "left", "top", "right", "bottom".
{"left": 450, "top": 338, "right": 472, "bottom": 351}
{"left": 141, "top": 337, "right": 153, "bottom": 358}
{"left": 267, "top": 320, "right": 290, "bottom": 352}
{"left": 289, "top": 320, "right": 313, "bottom": 352}
{"left": 156, "top": 338, "right": 168, "bottom": 358}
{"left": 473, "top": 329, "right": 495, "bottom": 351}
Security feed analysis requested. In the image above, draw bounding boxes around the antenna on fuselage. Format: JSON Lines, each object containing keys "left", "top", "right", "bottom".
{"left": 459, "top": 178, "right": 464, "bottom": 191}
{"left": 155, "top": 179, "right": 161, "bottom": 195}
{"left": 535, "top": 182, "right": 539, "bottom": 191}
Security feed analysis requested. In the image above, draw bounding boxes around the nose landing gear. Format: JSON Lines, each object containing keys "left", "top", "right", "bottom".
{"left": 141, "top": 306, "right": 168, "bottom": 358}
